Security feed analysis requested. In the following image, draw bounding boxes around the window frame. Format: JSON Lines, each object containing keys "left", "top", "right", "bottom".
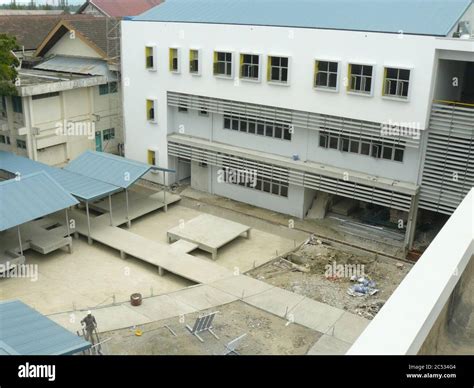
{"left": 11, "top": 96, "right": 23, "bottom": 114}
{"left": 267, "top": 55, "right": 290, "bottom": 85}
{"left": 382, "top": 66, "right": 411, "bottom": 101}
{"left": 239, "top": 53, "right": 261, "bottom": 82}
{"left": 145, "top": 45, "right": 157, "bottom": 71}
{"left": 189, "top": 48, "right": 201, "bottom": 75}
{"left": 213, "top": 51, "right": 234, "bottom": 78}
{"left": 146, "top": 98, "right": 158, "bottom": 123}
{"left": 169, "top": 47, "right": 181, "bottom": 73}
{"left": 347, "top": 63, "right": 375, "bottom": 96}
{"left": 314, "top": 59, "right": 340, "bottom": 92}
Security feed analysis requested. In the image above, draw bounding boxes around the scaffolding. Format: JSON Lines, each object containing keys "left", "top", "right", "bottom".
{"left": 105, "top": 17, "right": 124, "bottom": 155}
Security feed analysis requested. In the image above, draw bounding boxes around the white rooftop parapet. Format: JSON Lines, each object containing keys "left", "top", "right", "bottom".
{"left": 347, "top": 189, "right": 474, "bottom": 355}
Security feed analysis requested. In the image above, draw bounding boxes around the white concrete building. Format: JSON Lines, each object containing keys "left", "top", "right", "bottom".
{"left": 121, "top": 0, "right": 474, "bottom": 250}
{"left": 0, "top": 17, "right": 123, "bottom": 166}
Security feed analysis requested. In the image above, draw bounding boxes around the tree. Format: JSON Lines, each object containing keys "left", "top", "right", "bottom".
{"left": 0, "top": 34, "right": 20, "bottom": 96}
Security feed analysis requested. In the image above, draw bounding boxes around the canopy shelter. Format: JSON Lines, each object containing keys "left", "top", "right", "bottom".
{"left": 0, "top": 171, "right": 78, "bottom": 259}
{"left": 0, "top": 151, "right": 121, "bottom": 244}
{"left": 0, "top": 300, "right": 91, "bottom": 355}
{"left": 1, "top": 150, "right": 176, "bottom": 244}
{"left": 65, "top": 150, "right": 175, "bottom": 228}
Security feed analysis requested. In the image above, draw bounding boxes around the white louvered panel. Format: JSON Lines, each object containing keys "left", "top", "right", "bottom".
{"left": 167, "top": 92, "right": 420, "bottom": 148}
{"left": 168, "top": 141, "right": 412, "bottom": 211}
{"left": 419, "top": 103, "right": 474, "bottom": 214}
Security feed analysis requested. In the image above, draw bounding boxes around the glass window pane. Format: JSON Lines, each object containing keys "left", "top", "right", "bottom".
{"left": 361, "top": 142, "right": 370, "bottom": 155}
{"left": 394, "top": 148, "right": 404, "bottom": 162}
{"left": 280, "top": 185, "right": 288, "bottom": 197}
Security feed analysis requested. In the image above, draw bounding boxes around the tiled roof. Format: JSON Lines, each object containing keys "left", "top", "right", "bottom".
{"left": 80, "top": 0, "right": 163, "bottom": 17}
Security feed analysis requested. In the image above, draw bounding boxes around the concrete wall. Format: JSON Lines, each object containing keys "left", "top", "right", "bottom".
{"left": 122, "top": 20, "right": 473, "bottom": 183}
{"left": 418, "top": 256, "right": 474, "bottom": 355}
{"left": 48, "top": 33, "right": 102, "bottom": 59}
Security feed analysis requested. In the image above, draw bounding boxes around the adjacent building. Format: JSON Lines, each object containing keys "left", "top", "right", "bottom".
{"left": 0, "top": 16, "right": 123, "bottom": 165}
{"left": 77, "top": 0, "right": 162, "bottom": 18}
{"left": 127, "top": 0, "right": 473, "bottom": 249}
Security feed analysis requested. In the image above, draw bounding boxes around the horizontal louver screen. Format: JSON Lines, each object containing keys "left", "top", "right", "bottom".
{"left": 168, "top": 141, "right": 412, "bottom": 211}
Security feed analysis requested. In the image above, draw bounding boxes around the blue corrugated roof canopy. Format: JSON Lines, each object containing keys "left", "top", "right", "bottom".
{"left": 0, "top": 171, "right": 78, "bottom": 232}
{"left": 65, "top": 150, "right": 166, "bottom": 189}
{"left": 0, "top": 300, "right": 91, "bottom": 355}
{"left": 134, "top": 0, "right": 473, "bottom": 36}
{"left": 0, "top": 151, "right": 121, "bottom": 201}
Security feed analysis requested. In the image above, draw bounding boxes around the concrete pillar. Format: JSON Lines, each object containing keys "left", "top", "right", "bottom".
{"left": 404, "top": 192, "right": 420, "bottom": 252}
{"left": 85, "top": 201, "right": 92, "bottom": 245}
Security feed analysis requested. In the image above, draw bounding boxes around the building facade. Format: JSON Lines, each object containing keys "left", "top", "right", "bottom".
{"left": 121, "top": 0, "right": 474, "bottom": 249}
{"left": 0, "top": 17, "right": 123, "bottom": 166}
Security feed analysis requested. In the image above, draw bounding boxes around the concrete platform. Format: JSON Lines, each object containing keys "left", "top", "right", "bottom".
{"left": 326, "top": 311, "right": 370, "bottom": 344}
{"left": 92, "top": 190, "right": 181, "bottom": 227}
{"left": 287, "top": 297, "right": 345, "bottom": 333}
{"left": 167, "top": 214, "right": 251, "bottom": 260}
{"left": 209, "top": 275, "right": 274, "bottom": 299}
{"left": 168, "top": 284, "right": 237, "bottom": 311}
{"left": 55, "top": 208, "right": 233, "bottom": 284}
{"left": 307, "top": 334, "right": 352, "bottom": 355}
{"left": 244, "top": 287, "right": 306, "bottom": 318}
{"left": 168, "top": 240, "right": 199, "bottom": 254}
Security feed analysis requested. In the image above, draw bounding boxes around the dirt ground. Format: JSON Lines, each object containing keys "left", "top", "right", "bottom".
{"left": 102, "top": 301, "right": 320, "bottom": 355}
{"left": 248, "top": 238, "right": 412, "bottom": 320}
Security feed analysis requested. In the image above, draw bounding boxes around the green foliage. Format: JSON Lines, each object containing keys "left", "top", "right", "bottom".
{"left": 0, "top": 34, "right": 19, "bottom": 96}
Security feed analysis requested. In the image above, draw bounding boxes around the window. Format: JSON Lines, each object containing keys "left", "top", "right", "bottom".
{"left": 383, "top": 67, "right": 410, "bottom": 99}
{"left": 103, "top": 128, "right": 115, "bottom": 141}
{"left": 319, "top": 129, "right": 404, "bottom": 162}
{"left": 146, "top": 99, "right": 157, "bottom": 122}
{"left": 314, "top": 61, "right": 338, "bottom": 90}
{"left": 189, "top": 49, "right": 200, "bottom": 74}
{"left": 16, "top": 139, "right": 26, "bottom": 150}
{"left": 221, "top": 166, "right": 289, "bottom": 198}
{"left": 214, "top": 51, "right": 233, "bottom": 77}
{"left": 145, "top": 46, "right": 156, "bottom": 71}
{"left": 0, "top": 135, "right": 10, "bottom": 144}
{"left": 169, "top": 48, "right": 180, "bottom": 72}
{"left": 12, "top": 96, "right": 22, "bottom": 113}
{"left": 240, "top": 54, "right": 260, "bottom": 80}
{"left": 348, "top": 64, "right": 373, "bottom": 94}
{"left": 199, "top": 107, "right": 209, "bottom": 116}
{"left": 148, "top": 150, "right": 156, "bottom": 165}
{"left": 268, "top": 56, "right": 289, "bottom": 83}
{"left": 178, "top": 105, "right": 188, "bottom": 113}
{"left": 99, "top": 82, "right": 118, "bottom": 95}
{"left": 1, "top": 96, "right": 6, "bottom": 111}
{"left": 32, "top": 92, "right": 59, "bottom": 100}
{"left": 223, "top": 114, "right": 292, "bottom": 141}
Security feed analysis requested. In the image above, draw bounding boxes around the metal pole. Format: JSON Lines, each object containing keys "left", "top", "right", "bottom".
{"left": 125, "top": 189, "right": 131, "bottom": 228}
{"left": 164, "top": 172, "right": 168, "bottom": 212}
{"left": 108, "top": 194, "right": 113, "bottom": 226}
{"left": 65, "top": 208, "right": 71, "bottom": 237}
{"left": 86, "top": 201, "right": 92, "bottom": 245}
{"left": 17, "top": 226, "right": 23, "bottom": 256}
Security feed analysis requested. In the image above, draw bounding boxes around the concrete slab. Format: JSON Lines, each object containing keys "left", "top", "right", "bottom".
{"left": 50, "top": 304, "right": 152, "bottom": 333}
{"left": 124, "top": 294, "right": 196, "bottom": 321}
{"left": 167, "top": 214, "right": 250, "bottom": 259}
{"left": 288, "top": 297, "right": 345, "bottom": 333}
{"left": 169, "top": 284, "right": 237, "bottom": 311}
{"left": 307, "top": 334, "right": 352, "bottom": 355}
{"left": 326, "top": 311, "right": 370, "bottom": 344}
{"left": 168, "top": 239, "right": 199, "bottom": 254}
{"left": 209, "top": 275, "right": 274, "bottom": 299}
{"left": 244, "top": 287, "right": 305, "bottom": 318}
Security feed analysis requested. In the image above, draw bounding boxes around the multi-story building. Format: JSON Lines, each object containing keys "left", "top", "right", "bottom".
{"left": 0, "top": 17, "right": 123, "bottom": 165}
{"left": 121, "top": 0, "right": 474, "bottom": 250}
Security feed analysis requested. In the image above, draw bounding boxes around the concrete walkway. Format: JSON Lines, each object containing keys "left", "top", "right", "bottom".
{"left": 50, "top": 275, "right": 369, "bottom": 354}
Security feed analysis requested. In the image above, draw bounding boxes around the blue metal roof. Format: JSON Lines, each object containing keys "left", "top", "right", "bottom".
{"left": 0, "top": 151, "right": 121, "bottom": 201}
{"left": 133, "top": 0, "right": 473, "bottom": 36}
{"left": 0, "top": 171, "right": 79, "bottom": 232}
{"left": 0, "top": 300, "right": 91, "bottom": 355}
{"left": 65, "top": 150, "right": 154, "bottom": 189}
